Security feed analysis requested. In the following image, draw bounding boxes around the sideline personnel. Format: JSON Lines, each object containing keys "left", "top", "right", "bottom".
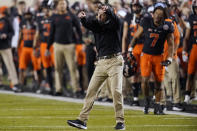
{"left": 67, "top": 4, "right": 125, "bottom": 130}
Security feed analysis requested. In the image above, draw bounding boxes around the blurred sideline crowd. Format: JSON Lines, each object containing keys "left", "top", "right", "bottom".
{"left": 0, "top": 0, "right": 196, "bottom": 112}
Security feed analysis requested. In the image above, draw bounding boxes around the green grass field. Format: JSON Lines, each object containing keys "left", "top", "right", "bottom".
{"left": 0, "top": 93, "right": 197, "bottom": 131}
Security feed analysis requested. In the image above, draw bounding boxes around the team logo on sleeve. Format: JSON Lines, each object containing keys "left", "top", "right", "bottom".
{"left": 0, "top": 22, "right": 4, "bottom": 30}
{"left": 163, "top": 24, "right": 169, "bottom": 31}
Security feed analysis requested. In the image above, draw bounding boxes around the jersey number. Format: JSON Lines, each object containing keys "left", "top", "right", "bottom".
{"left": 43, "top": 23, "right": 50, "bottom": 37}
{"left": 150, "top": 33, "right": 159, "bottom": 47}
{"left": 23, "top": 29, "right": 35, "bottom": 41}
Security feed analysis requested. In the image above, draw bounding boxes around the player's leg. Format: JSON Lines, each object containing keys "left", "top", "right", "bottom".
{"left": 140, "top": 53, "right": 152, "bottom": 114}
{"left": 130, "top": 44, "right": 143, "bottom": 106}
{"left": 40, "top": 43, "right": 54, "bottom": 94}
{"left": 31, "top": 49, "right": 42, "bottom": 93}
{"left": 153, "top": 55, "right": 165, "bottom": 115}
{"left": 19, "top": 47, "right": 30, "bottom": 88}
{"left": 75, "top": 44, "right": 86, "bottom": 96}
{"left": 184, "top": 45, "right": 197, "bottom": 103}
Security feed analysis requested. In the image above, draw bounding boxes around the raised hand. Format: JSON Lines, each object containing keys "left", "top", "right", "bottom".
{"left": 78, "top": 11, "right": 86, "bottom": 18}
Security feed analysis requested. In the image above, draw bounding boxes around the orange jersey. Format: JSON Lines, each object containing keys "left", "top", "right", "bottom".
{"left": 163, "top": 19, "right": 180, "bottom": 60}
{"left": 75, "top": 44, "right": 86, "bottom": 66}
{"left": 128, "top": 14, "right": 145, "bottom": 45}
{"left": 20, "top": 20, "right": 36, "bottom": 47}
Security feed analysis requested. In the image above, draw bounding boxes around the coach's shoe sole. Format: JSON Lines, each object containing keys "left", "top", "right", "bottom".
{"left": 67, "top": 120, "right": 87, "bottom": 130}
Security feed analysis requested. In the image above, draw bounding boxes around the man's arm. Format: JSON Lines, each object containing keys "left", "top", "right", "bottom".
{"left": 166, "top": 33, "right": 174, "bottom": 59}
{"left": 47, "top": 18, "right": 55, "bottom": 49}
{"left": 161, "top": 33, "right": 174, "bottom": 66}
{"left": 17, "top": 31, "right": 22, "bottom": 49}
{"left": 183, "top": 27, "right": 190, "bottom": 52}
{"left": 122, "top": 21, "right": 128, "bottom": 53}
{"left": 182, "top": 25, "right": 190, "bottom": 62}
{"left": 72, "top": 14, "right": 83, "bottom": 43}
{"left": 11, "top": 17, "right": 20, "bottom": 48}
{"left": 79, "top": 11, "right": 101, "bottom": 32}
{"left": 129, "top": 25, "right": 143, "bottom": 50}
{"left": 173, "top": 22, "right": 180, "bottom": 55}
{"left": 33, "top": 30, "right": 40, "bottom": 49}
{"left": 104, "top": 6, "right": 120, "bottom": 29}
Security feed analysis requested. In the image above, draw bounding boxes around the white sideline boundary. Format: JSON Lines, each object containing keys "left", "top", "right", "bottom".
{"left": 0, "top": 125, "right": 197, "bottom": 129}
{"left": 0, "top": 90, "right": 197, "bottom": 117}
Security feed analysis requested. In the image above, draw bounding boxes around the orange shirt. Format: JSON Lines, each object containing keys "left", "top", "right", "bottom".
{"left": 163, "top": 19, "right": 180, "bottom": 60}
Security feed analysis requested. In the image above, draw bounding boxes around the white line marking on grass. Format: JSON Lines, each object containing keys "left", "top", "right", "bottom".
{"left": 1, "top": 125, "right": 197, "bottom": 129}
{"left": 143, "top": 125, "right": 197, "bottom": 127}
{"left": 164, "top": 118, "right": 195, "bottom": 120}
{"left": 0, "top": 115, "right": 149, "bottom": 119}
{"left": 0, "top": 108, "right": 83, "bottom": 111}
{"left": 0, "top": 126, "right": 66, "bottom": 129}
{"left": 0, "top": 90, "right": 197, "bottom": 117}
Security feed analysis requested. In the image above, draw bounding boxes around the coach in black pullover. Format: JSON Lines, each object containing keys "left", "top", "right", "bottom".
{"left": 0, "top": 9, "right": 20, "bottom": 92}
{"left": 0, "top": 17, "right": 14, "bottom": 49}
{"left": 47, "top": 7, "right": 82, "bottom": 49}
{"left": 47, "top": 0, "right": 81, "bottom": 95}
{"left": 67, "top": 5, "right": 125, "bottom": 130}
{"left": 80, "top": 6, "right": 122, "bottom": 57}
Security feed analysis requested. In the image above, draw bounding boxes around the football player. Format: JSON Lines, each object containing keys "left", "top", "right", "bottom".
{"left": 18, "top": 11, "right": 42, "bottom": 91}
{"left": 129, "top": 2, "right": 174, "bottom": 114}
{"left": 182, "top": 0, "right": 197, "bottom": 104}
{"left": 34, "top": 0, "right": 54, "bottom": 95}
{"left": 122, "top": 0, "right": 144, "bottom": 106}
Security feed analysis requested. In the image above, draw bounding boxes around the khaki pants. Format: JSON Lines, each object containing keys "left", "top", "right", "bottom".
{"left": 163, "top": 59, "right": 181, "bottom": 104}
{"left": 54, "top": 43, "right": 79, "bottom": 93}
{"left": 98, "top": 78, "right": 112, "bottom": 99}
{"left": 78, "top": 55, "right": 124, "bottom": 123}
{"left": 0, "top": 48, "right": 18, "bottom": 85}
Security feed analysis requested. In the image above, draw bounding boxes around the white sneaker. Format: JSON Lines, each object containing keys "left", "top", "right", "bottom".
{"left": 36, "top": 89, "right": 41, "bottom": 94}
{"left": 184, "top": 95, "right": 190, "bottom": 104}
{"left": 172, "top": 106, "right": 182, "bottom": 111}
{"left": 12, "top": 86, "right": 22, "bottom": 93}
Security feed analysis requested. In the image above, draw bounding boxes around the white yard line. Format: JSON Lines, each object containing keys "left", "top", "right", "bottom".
{"left": 163, "top": 118, "right": 195, "bottom": 120}
{"left": 0, "top": 115, "right": 170, "bottom": 119}
{"left": 0, "top": 125, "right": 197, "bottom": 129}
{"left": 0, "top": 90, "right": 197, "bottom": 117}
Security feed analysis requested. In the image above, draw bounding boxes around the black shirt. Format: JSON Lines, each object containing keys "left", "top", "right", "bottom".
{"left": 188, "top": 14, "right": 197, "bottom": 46}
{"left": 80, "top": 8, "right": 122, "bottom": 57}
{"left": 140, "top": 14, "right": 174, "bottom": 55}
{"left": 48, "top": 12, "right": 82, "bottom": 48}
{"left": 0, "top": 17, "right": 14, "bottom": 50}
{"left": 37, "top": 16, "right": 51, "bottom": 43}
